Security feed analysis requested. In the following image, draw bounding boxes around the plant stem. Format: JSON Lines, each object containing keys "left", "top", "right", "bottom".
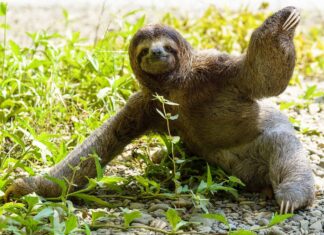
{"left": 161, "top": 102, "right": 177, "bottom": 187}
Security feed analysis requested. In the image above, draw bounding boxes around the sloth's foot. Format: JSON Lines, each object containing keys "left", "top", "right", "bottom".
{"left": 274, "top": 181, "right": 314, "bottom": 213}
{"left": 282, "top": 8, "right": 300, "bottom": 31}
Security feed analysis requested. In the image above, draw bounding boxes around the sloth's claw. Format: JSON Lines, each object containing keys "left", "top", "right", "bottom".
{"left": 279, "top": 200, "right": 295, "bottom": 214}
{"left": 282, "top": 9, "right": 300, "bottom": 31}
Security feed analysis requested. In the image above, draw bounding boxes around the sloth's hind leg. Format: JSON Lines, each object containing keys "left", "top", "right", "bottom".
{"left": 264, "top": 131, "right": 315, "bottom": 212}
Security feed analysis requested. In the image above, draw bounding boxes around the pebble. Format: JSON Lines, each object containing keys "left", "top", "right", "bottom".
{"left": 189, "top": 214, "right": 214, "bottom": 227}
{"left": 258, "top": 218, "right": 269, "bottom": 226}
{"left": 173, "top": 198, "right": 192, "bottom": 208}
{"left": 148, "top": 203, "right": 170, "bottom": 212}
{"left": 292, "top": 214, "right": 304, "bottom": 222}
{"left": 129, "top": 202, "right": 145, "bottom": 210}
{"left": 310, "top": 210, "right": 322, "bottom": 217}
{"left": 152, "top": 209, "right": 166, "bottom": 218}
{"left": 95, "top": 229, "right": 113, "bottom": 235}
{"left": 309, "top": 221, "right": 323, "bottom": 232}
{"left": 150, "top": 218, "right": 168, "bottom": 229}
{"left": 133, "top": 213, "right": 153, "bottom": 225}
{"left": 197, "top": 225, "right": 212, "bottom": 233}
{"left": 319, "top": 159, "right": 324, "bottom": 168}
{"left": 300, "top": 220, "right": 309, "bottom": 232}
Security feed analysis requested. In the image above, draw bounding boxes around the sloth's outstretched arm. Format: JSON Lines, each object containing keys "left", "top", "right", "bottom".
{"left": 5, "top": 92, "right": 157, "bottom": 200}
{"left": 239, "top": 7, "right": 300, "bottom": 99}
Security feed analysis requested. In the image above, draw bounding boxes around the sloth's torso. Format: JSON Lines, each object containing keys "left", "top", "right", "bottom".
{"left": 166, "top": 87, "right": 290, "bottom": 156}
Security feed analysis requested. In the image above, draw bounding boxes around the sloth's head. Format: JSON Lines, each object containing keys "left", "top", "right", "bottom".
{"left": 129, "top": 24, "right": 192, "bottom": 90}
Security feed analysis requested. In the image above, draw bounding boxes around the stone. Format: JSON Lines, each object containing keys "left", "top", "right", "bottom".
{"left": 173, "top": 198, "right": 192, "bottom": 208}
{"left": 133, "top": 213, "right": 153, "bottom": 225}
{"left": 152, "top": 209, "right": 166, "bottom": 218}
{"left": 150, "top": 218, "right": 168, "bottom": 229}
{"left": 197, "top": 225, "right": 212, "bottom": 233}
{"left": 300, "top": 220, "right": 309, "bottom": 232}
{"left": 258, "top": 218, "right": 269, "bottom": 226}
{"left": 319, "top": 159, "right": 324, "bottom": 168}
{"left": 309, "top": 221, "right": 323, "bottom": 232}
{"left": 129, "top": 202, "right": 145, "bottom": 210}
{"left": 310, "top": 210, "right": 322, "bottom": 217}
{"left": 291, "top": 214, "right": 304, "bottom": 222}
{"left": 189, "top": 214, "right": 214, "bottom": 227}
{"left": 148, "top": 203, "right": 170, "bottom": 212}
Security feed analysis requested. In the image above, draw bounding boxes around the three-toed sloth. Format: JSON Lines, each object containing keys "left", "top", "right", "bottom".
{"left": 5, "top": 7, "right": 314, "bottom": 212}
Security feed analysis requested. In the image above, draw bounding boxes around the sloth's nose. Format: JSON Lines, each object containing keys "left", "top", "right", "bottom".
{"left": 151, "top": 47, "right": 163, "bottom": 56}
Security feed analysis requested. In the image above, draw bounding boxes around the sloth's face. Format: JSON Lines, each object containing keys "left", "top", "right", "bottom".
{"left": 135, "top": 37, "right": 178, "bottom": 75}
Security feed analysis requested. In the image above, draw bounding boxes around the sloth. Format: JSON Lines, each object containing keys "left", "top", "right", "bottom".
{"left": 5, "top": 7, "right": 315, "bottom": 213}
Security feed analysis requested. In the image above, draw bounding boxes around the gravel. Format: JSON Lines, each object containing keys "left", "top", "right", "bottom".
{"left": 5, "top": 2, "right": 324, "bottom": 234}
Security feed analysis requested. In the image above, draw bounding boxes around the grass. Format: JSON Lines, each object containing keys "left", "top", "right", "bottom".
{"left": 0, "top": 2, "right": 323, "bottom": 234}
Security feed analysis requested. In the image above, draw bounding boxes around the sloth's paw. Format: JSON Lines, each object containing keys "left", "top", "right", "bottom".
{"left": 282, "top": 7, "right": 300, "bottom": 31}
{"left": 274, "top": 181, "right": 315, "bottom": 213}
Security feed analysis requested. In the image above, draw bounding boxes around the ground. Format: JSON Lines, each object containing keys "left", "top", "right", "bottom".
{"left": 1, "top": 1, "right": 324, "bottom": 234}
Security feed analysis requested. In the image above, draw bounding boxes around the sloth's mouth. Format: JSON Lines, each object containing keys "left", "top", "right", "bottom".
{"left": 149, "top": 55, "right": 169, "bottom": 61}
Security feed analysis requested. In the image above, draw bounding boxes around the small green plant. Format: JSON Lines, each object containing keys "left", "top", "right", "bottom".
{"left": 203, "top": 212, "right": 294, "bottom": 234}
{"left": 153, "top": 94, "right": 182, "bottom": 193}
{"left": 165, "top": 208, "right": 188, "bottom": 233}
{"left": 122, "top": 209, "right": 142, "bottom": 228}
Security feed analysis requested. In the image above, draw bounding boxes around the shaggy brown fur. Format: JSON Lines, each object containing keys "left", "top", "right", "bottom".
{"left": 5, "top": 7, "right": 314, "bottom": 211}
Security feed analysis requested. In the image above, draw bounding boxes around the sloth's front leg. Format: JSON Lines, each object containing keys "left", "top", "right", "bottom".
{"left": 240, "top": 7, "right": 300, "bottom": 99}
{"left": 5, "top": 92, "right": 158, "bottom": 200}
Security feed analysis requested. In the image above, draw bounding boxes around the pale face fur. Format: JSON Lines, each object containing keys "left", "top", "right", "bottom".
{"left": 135, "top": 37, "right": 178, "bottom": 75}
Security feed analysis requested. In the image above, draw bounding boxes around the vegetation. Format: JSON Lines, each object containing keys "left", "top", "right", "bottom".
{"left": 0, "top": 2, "right": 323, "bottom": 234}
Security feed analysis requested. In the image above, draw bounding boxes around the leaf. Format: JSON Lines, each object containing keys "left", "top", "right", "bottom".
{"left": 206, "top": 164, "right": 213, "bottom": 187}
{"left": 175, "top": 220, "right": 188, "bottom": 231}
{"left": 65, "top": 214, "right": 78, "bottom": 234}
{"left": 92, "top": 153, "right": 103, "bottom": 180}
{"left": 9, "top": 40, "right": 21, "bottom": 57}
{"left": 72, "top": 193, "right": 114, "bottom": 207}
{"left": 171, "top": 136, "right": 180, "bottom": 144}
{"left": 92, "top": 211, "right": 109, "bottom": 223}
{"left": 24, "top": 195, "right": 40, "bottom": 210}
{"left": 202, "top": 213, "right": 229, "bottom": 227}
{"left": 98, "top": 176, "right": 126, "bottom": 187}
{"left": 166, "top": 208, "right": 181, "bottom": 232}
{"left": 228, "top": 176, "right": 245, "bottom": 186}
{"left": 170, "top": 114, "right": 179, "bottom": 120}
{"left": 303, "top": 85, "right": 317, "bottom": 99}
{"left": 156, "top": 108, "right": 166, "bottom": 119}
{"left": 84, "top": 224, "right": 91, "bottom": 235}
{"left": 279, "top": 102, "right": 295, "bottom": 111}
{"left": 268, "top": 213, "right": 294, "bottom": 227}
{"left": 209, "top": 184, "right": 239, "bottom": 198}
{"left": 86, "top": 52, "right": 99, "bottom": 72}
{"left": 3, "top": 130, "right": 25, "bottom": 148}
{"left": 165, "top": 100, "right": 179, "bottom": 106}
{"left": 197, "top": 180, "right": 207, "bottom": 193}
{"left": 0, "top": 2, "right": 7, "bottom": 16}
{"left": 123, "top": 210, "right": 142, "bottom": 228}
{"left": 34, "top": 208, "right": 53, "bottom": 221}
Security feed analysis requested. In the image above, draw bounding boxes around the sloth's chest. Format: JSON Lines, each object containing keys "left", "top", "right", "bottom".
{"left": 173, "top": 97, "right": 261, "bottom": 151}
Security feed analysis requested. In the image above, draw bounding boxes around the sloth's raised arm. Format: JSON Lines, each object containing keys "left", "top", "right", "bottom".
{"left": 238, "top": 7, "right": 299, "bottom": 99}
{"left": 5, "top": 92, "right": 158, "bottom": 200}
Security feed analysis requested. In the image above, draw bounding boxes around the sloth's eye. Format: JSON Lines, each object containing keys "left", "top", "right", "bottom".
{"left": 164, "top": 45, "right": 175, "bottom": 53}
{"left": 140, "top": 48, "right": 149, "bottom": 56}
